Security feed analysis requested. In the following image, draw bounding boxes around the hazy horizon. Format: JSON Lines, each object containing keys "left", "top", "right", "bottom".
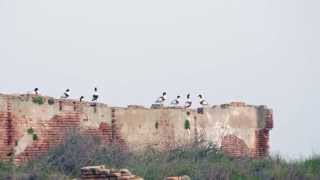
{"left": 1, "top": 0, "right": 319, "bottom": 159}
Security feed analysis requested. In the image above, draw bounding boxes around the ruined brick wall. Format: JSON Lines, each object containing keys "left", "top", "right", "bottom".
{"left": 0, "top": 94, "right": 273, "bottom": 164}
{"left": 0, "top": 95, "right": 14, "bottom": 161}
{"left": 0, "top": 94, "right": 119, "bottom": 164}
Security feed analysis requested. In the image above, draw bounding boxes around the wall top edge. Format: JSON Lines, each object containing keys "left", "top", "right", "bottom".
{"left": 0, "top": 93, "right": 271, "bottom": 111}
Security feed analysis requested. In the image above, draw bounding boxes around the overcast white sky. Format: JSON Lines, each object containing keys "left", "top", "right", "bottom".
{"left": 1, "top": 0, "right": 319, "bottom": 159}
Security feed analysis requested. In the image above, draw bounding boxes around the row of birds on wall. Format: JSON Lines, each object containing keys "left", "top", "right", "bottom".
{"left": 33, "top": 88, "right": 209, "bottom": 108}
{"left": 33, "top": 88, "right": 99, "bottom": 102}
{"left": 155, "top": 92, "right": 209, "bottom": 108}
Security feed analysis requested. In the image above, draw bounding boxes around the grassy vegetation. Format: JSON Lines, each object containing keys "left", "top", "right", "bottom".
{"left": 0, "top": 131, "right": 319, "bottom": 180}
{"left": 32, "top": 96, "right": 45, "bottom": 105}
{"left": 27, "top": 128, "right": 34, "bottom": 135}
{"left": 27, "top": 128, "right": 38, "bottom": 141}
{"left": 32, "top": 134, "right": 38, "bottom": 141}
{"left": 184, "top": 119, "right": 191, "bottom": 130}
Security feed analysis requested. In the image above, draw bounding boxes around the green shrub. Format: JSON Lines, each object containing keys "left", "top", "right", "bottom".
{"left": 27, "top": 128, "right": 34, "bottom": 135}
{"left": 184, "top": 119, "right": 190, "bottom": 130}
{"left": 27, "top": 128, "right": 38, "bottom": 141}
{"left": 0, "top": 130, "right": 318, "bottom": 180}
{"left": 32, "top": 96, "right": 44, "bottom": 105}
{"left": 304, "top": 156, "right": 320, "bottom": 175}
{"left": 37, "top": 130, "right": 103, "bottom": 177}
{"left": 33, "top": 134, "right": 38, "bottom": 141}
{"left": 0, "top": 161, "right": 12, "bottom": 178}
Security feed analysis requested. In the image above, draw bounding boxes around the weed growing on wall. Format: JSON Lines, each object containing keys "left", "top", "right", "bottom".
{"left": 184, "top": 119, "right": 191, "bottom": 130}
{"left": 27, "top": 128, "right": 34, "bottom": 135}
{"left": 32, "top": 96, "right": 44, "bottom": 105}
{"left": 32, "top": 134, "right": 38, "bottom": 141}
{"left": 155, "top": 122, "right": 159, "bottom": 129}
{"left": 27, "top": 128, "right": 38, "bottom": 141}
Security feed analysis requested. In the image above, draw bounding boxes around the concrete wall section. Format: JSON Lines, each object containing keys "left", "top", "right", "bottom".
{"left": 114, "top": 104, "right": 272, "bottom": 157}
{"left": 115, "top": 107, "right": 193, "bottom": 151}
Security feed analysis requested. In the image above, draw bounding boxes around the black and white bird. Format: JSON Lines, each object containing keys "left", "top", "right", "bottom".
{"left": 171, "top": 95, "right": 181, "bottom": 106}
{"left": 155, "top": 92, "right": 167, "bottom": 105}
{"left": 34, "top": 88, "right": 39, "bottom": 95}
{"left": 61, "top": 89, "right": 70, "bottom": 99}
{"left": 92, "top": 87, "right": 99, "bottom": 102}
{"left": 198, "top": 94, "right": 209, "bottom": 106}
{"left": 80, "top": 96, "right": 85, "bottom": 102}
{"left": 185, "top": 94, "right": 192, "bottom": 108}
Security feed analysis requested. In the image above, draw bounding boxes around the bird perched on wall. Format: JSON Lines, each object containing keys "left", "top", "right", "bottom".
{"left": 61, "top": 89, "right": 70, "bottom": 99}
{"left": 34, "top": 88, "right": 39, "bottom": 95}
{"left": 92, "top": 87, "right": 99, "bottom": 102}
{"left": 198, "top": 94, "right": 209, "bottom": 107}
{"left": 171, "top": 95, "right": 181, "bottom": 106}
{"left": 185, "top": 94, "right": 192, "bottom": 108}
{"left": 80, "top": 96, "right": 84, "bottom": 102}
{"left": 155, "top": 92, "right": 167, "bottom": 105}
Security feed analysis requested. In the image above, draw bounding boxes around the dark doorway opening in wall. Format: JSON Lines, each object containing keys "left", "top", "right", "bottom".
{"left": 59, "top": 101, "right": 63, "bottom": 111}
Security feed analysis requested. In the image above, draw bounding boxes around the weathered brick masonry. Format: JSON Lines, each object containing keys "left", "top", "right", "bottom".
{"left": 0, "top": 93, "right": 273, "bottom": 164}
{"left": 80, "top": 166, "right": 144, "bottom": 180}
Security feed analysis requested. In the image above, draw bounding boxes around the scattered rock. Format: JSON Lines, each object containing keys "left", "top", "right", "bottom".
{"left": 165, "top": 175, "right": 191, "bottom": 180}
{"left": 120, "top": 169, "right": 132, "bottom": 176}
{"left": 81, "top": 166, "right": 143, "bottom": 180}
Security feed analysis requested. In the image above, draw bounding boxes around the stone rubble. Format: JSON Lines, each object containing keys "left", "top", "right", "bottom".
{"left": 80, "top": 166, "right": 143, "bottom": 180}
{"left": 165, "top": 176, "right": 191, "bottom": 180}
